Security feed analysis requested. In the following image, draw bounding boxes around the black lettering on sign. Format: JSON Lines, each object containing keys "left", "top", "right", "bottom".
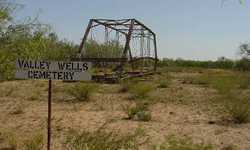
{"left": 46, "top": 71, "right": 51, "bottom": 79}
{"left": 24, "top": 61, "right": 29, "bottom": 69}
{"left": 68, "top": 72, "right": 74, "bottom": 80}
{"left": 39, "top": 71, "right": 46, "bottom": 79}
{"left": 64, "top": 72, "right": 71, "bottom": 80}
{"left": 82, "top": 63, "right": 88, "bottom": 71}
{"left": 17, "top": 59, "right": 51, "bottom": 70}
{"left": 57, "top": 62, "right": 88, "bottom": 72}
{"left": 58, "top": 62, "right": 65, "bottom": 70}
{"left": 17, "top": 59, "right": 24, "bottom": 69}
{"left": 28, "top": 70, "right": 33, "bottom": 78}
{"left": 66, "top": 63, "right": 71, "bottom": 70}
{"left": 34, "top": 70, "right": 39, "bottom": 79}
{"left": 51, "top": 71, "right": 57, "bottom": 79}
{"left": 57, "top": 72, "right": 63, "bottom": 80}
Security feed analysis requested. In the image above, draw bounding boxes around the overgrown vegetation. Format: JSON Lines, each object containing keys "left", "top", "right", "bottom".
{"left": 180, "top": 70, "right": 250, "bottom": 124}
{"left": 0, "top": 1, "right": 78, "bottom": 80}
{"left": 159, "top": 56, "right": 250, "bottom": 71}
{"left": 158, "top": 57, "right": 234, "bottom": 69}
{"left": 0, "top": 1, "right": 125, "bottom": 81}
{"left": 159, "top": 41, "right": 250, "bottom": 71}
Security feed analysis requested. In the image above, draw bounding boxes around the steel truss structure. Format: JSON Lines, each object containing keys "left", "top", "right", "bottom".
{"left": 74, "top": 19, "right": 158, "bottom": 81}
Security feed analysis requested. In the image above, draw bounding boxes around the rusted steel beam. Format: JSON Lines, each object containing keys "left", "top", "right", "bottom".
{"left": 103, "top": 23, "right": 132, "bottom": 26}
{"left": 133, "top": 19, "right": 155, "bottom": 36}
{"left": 153, "top": 34, "right": 158, "bottom": 71}
{"left": 94, "top": 19, "right": 131, "bottom": 22}
{"left": 122, "top": 19, "right": 135, "bottom": 58}
{"left": 129, "top": 56, "right": 158, "bottom": 63}
{"left": 114, "top": 28, "right": 148, "bottom": 31}
{"left": 91, "top": 23, "right": 101, "bottom": 28}
{"left": 100, "top": 19, "right": 133, "bottom": 25}
{"left": 93, "top": 20, "right": 127, "bottom": 35}
{"left": 78, "top": 19, "right": 94, "bottom": 53}
{"left": 128, "top": 45, "right": 133, "bottom": 61}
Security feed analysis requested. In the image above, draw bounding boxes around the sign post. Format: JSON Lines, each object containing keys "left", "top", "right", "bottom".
{"left": 47, "top": 79, "right": 52, "bottom": 150}
{"left": 15, "top": 59, "right": 91, "bottom": 150}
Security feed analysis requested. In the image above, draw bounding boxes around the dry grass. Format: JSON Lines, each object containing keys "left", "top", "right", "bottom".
{"left": 23, "top": 133, "right": 44, "bottom": 150}
{"left": 153, "top": 135, "right": 213, "bottom": 150}
{"left": 64, "top": 127, "right": 143, "bottom": 150}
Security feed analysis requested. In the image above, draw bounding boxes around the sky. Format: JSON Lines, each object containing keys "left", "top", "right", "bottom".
{"left": 16, "top": 0, "right": 250, "bottom": 60}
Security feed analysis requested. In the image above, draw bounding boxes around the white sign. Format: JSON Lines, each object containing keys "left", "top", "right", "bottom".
{"left": 15, "top": 59, "right": 91, "bottom": 81}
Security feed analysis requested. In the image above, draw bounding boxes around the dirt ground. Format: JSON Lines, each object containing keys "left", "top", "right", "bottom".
{"left": 0, "top": 69, "right": 250, "bottom": 150}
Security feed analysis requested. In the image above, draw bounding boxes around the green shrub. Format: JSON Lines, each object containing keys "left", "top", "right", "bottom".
{"left": 67, "top": 83, "right": 96, "bottom": 102}
{"left": 226, "top": 97, "right": 250, "bottom": 124}
{"left": 130, "top": 82, "right": 153, "bottom": 99}
{"left": 24, "top": 133, "right": 44, "bottom": 150}
{"left": 124, "top": 102, "right": 151, "bottom": 121}
{"left": 64, "top": 129, "right": 139, "bottom": 150}
{"left": 211, "top": 75, "right": 236, "bottom": 94}
{"left": 158, "top": 80, "right": 169, "bottom": 88}
{"left": 153, "top": 135, "right": 213, "bottom": 150}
